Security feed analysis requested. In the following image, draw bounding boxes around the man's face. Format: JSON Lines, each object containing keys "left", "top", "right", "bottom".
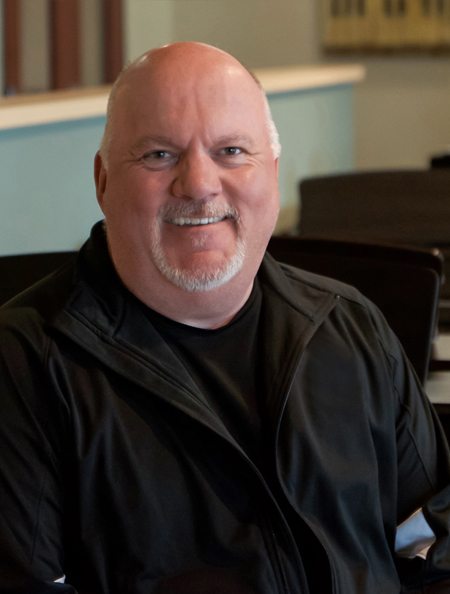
{"left": 96, "top": 49, "right": 280, "bottom": 295}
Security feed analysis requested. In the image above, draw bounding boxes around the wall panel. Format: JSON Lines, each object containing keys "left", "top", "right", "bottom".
{"left": 0, "top": 0, "right": 4, "bottom": 95}
{"left": 50, "top": 0, "right": 81, "bottom": 89}
{"left": 103, "top": 0, "right": 123, "bottom": 83}
{"left": 4, "top": 0, "right": 21, "bottom": 94}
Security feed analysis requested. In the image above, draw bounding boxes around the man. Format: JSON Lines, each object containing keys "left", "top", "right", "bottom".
{"left": 0, "top": 42, "right": 450, "bottom": 594}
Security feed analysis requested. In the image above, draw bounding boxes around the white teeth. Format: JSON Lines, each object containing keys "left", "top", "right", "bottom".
{"left": 169, "top": 216, "right": 226, "bottom": 226}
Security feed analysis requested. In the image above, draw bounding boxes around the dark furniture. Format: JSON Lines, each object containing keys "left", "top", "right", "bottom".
{"left": 267, "top": 236, "right": 442, "bottom": 387}
{"left": 0, "top": 251, "right": 77, "bottom": 307}
{"left": 299, "top": 169, "right": 450, "bottom": 326}
{"left": 430, "top": 152, "right": 450, "bottom": 169}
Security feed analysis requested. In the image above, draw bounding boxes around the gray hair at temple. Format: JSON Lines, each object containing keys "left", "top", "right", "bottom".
{"left": 98, "top": 62, "right": 281, "bottom": 170}
{"left": 247, "top": 69, "right": 282, "bottom": 162}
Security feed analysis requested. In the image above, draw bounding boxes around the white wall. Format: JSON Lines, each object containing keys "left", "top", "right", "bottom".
{"left": 22, "top": 0, "right": 50, "bottom": 93}
{"left": 80, "top": 0, "right": 103, "bottom": 87}
{"left": 307, "top": 4, "right": 450, "bottom": 170}
{"left": 124, "top": 0, "right": 175, "bottom": 61}
{"left": 124, "top": 0, "right": 320, "bottom": 66}
{"left": 350, "top": 57, "right": 450, "bottom": 169}
{"left": 172, "top": 0, "right": 321, "bottom": 68}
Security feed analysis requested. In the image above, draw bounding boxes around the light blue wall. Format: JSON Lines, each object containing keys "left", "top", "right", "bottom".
{"left": 0, "top": 84, "right": 354, "bottom": 255}
{"left": 270, "top": 84, "right": 354, "bottom": 224}
{"left": 0, "top": 117, "right": 105, "bottom": 255}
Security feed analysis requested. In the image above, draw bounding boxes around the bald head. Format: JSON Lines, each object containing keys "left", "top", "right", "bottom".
{"left": 99, "top": 42, "right": 281, "bottom": 169}
{"left": 94, "top": 41, "right": 281, "bottom": 325}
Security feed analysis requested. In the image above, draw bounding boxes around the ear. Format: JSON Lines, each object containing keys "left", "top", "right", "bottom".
{"left": 94, "top": 151, "right": 108, "bottom": 213}
{"left": 274, "top": 157, "right": 279, "bottom": 177}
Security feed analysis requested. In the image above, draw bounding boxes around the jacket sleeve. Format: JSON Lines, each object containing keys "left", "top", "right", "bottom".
{"left": 0, "top": 314, "right": 79, "bottom": 593}
{"left": 365, "top": 297, "right": 450, "bottom": 593}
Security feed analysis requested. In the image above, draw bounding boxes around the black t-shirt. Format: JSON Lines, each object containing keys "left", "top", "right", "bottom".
{"left": 142, "top": 280, "right": 264, "bottom": 466}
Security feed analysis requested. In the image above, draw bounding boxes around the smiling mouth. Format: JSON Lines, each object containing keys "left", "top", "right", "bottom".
{"left": 167, "top": 216, "right": 228, "bottom": 227}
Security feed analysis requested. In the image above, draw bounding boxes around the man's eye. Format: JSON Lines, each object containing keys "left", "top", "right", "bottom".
{"left": 143, "top": 151, "right": 171, "bottom": 160}
{"left": 140, "top": 151, "right": 175, "bottom": 169}
{"left": 222, "top": 147, "right": 243, "bottom": 156}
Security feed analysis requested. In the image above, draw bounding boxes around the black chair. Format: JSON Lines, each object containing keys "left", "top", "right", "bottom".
{"left": 0, "top": 251, "right": 77, "bottom": 307}
{"left": 299, "top": 169, "right": 450, "bottom": 326}
{"left": 267, "top": 236, "right": 442, "bottom": 387}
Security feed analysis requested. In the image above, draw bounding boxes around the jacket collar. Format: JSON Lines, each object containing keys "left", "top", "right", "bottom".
{"left": 69, "top": 221, "right": 338, "bottom": 331}
{"left": 257, "top": 254, "right": 339, "bottom": 433}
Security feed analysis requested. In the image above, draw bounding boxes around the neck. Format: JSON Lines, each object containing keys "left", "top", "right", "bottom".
{"left": 153, "top": 283, "right": 254, "bottom": 329}
{"left": 120, "top": 267, "right": 255, "bottom": 330}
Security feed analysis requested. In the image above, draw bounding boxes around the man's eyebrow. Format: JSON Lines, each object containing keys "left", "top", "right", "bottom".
{"left": 214, "top": 134, "right": 255, "bottom": 148}
{"left": 129, "top": 135, "right": 176, "bottom": 154}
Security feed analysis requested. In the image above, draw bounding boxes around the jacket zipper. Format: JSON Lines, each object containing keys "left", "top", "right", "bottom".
{"left": 220, "top": 434, "right": 309, "bottom": 594}
{"left": 274, "top": 395, "right": 338, "bottom": 594}
{"left": 269, "top": 526, "right": 289, "bottom": 594}
{"left": 259, "top": 513, "right": 290, "bottom": 594}
{"left": 276, "top": 461, "right": 338, "bottom": 593}
{"left": 272, "top": 295, "right": 341, "bottom": 594}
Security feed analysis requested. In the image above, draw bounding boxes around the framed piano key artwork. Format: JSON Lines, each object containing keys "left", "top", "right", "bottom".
{"left": 322, "top": 0, "right": 450, "bottom": 52}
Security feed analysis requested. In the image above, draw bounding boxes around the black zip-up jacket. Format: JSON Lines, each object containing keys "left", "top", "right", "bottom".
{"left": 1, "top": 223, "right": 450, "bottom": 594}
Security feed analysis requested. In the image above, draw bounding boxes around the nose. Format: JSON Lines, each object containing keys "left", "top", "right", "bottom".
{"left": 171, "top": 151, "right": 222, "bottom": 201}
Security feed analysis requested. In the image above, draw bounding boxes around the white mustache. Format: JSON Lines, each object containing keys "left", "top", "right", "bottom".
{"left": 159, "top": 202, "right": 239, "bottom": 222}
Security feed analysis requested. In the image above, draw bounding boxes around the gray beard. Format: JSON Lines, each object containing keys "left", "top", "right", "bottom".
{"left": 150, "top": 202, "right": 246, "bottom": 292}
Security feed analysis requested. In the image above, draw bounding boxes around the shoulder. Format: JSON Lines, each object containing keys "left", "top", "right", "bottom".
{"left": 0, "top": 260, "right": 77, "bottom": 358}
{"left": 260, "top": 251, "right": 375, "bottom": 315}
{"left": 260, "top": 252, "right": 401, "bottom": 364}
{"left": 276, "top": 259, "right": 367, "bottom": 305}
